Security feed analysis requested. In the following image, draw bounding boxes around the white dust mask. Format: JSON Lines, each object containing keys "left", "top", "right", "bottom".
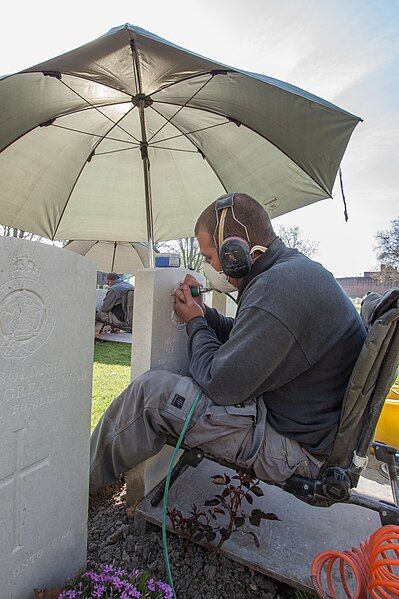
{"left": 250, "top": 245, "right": 267, "bottom": 255}
{"left": 202, "top": 261, "right": 237, "bottom": 294}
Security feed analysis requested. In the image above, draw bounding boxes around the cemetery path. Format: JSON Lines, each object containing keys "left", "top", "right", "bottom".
{"left": 88, "top": 482, "right": 285, "bottom": 599}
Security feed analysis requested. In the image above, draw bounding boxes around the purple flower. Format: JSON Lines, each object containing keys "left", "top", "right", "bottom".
{"left": 157, "top": 580, "right": 174, "bottom": 599}
{"left": 92, "top": 584, "right": 106, "bottom": 598}
{"left": 147, "top": 578, "right": 156, "bottom": 592}
{"left": 58, "top": 563, "right": 172, "bottom": 599}
{"left": 130, "top": 569, "right": 140, "bottom": 579}
{"left": 114, "top": 567, "right": 127, "bottom": 577}
{"left": 100, "top": 563, "right": 115, "bottom": 574}
{"left": 57, "top": 592, "right": 80, "bottom": 599}
{"left": 110, "top": 576, "right": 125, "bottom": 590}
{"left": 83, "top": 570, "right": 101, "bottom": 583}
{"left": 122, "top": 590, "right": 141, "bottom": 599}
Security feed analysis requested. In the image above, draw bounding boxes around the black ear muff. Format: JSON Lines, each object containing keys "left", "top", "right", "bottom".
{"left": 219, "top": 237, "right": 252, "bottom": 278}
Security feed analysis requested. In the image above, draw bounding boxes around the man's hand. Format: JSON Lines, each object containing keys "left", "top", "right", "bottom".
{"left": 182, "top": 273, "right": 205, "bottom": 310}
{"left": 174, "top": 283, "right": 204, "bottom": 324}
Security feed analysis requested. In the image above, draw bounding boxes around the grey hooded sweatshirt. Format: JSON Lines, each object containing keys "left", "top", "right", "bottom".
{"left": 186, "top": 238, "right": 366, "bottom": 458}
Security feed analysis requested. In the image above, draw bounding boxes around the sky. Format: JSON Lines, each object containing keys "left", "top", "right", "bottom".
{"left": 1, "top": 0, "right": 398, "bottom": 277}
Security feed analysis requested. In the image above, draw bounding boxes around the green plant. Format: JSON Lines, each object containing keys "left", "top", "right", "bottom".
{"left": 57, "top": 564, "right": 172, "bottom": 598}
{"left": 168, "top": 471, "right": 279, "bottom": 552}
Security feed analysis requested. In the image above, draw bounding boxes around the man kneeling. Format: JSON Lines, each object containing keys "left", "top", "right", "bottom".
{"left": 90, "top": 193, "right": 366, "bottom": 493}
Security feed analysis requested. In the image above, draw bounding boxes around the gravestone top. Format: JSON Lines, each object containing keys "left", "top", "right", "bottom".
{"left": 0, "top": 237, "right": 96, "bottom": 598}
{"left": 131, "top": 267, "right": 205, "bottom": 379}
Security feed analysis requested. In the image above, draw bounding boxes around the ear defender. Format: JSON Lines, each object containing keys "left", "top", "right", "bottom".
{"left": 219, "top": 236, "right": 252, "bottom": 278}
{"left": 214, "top": 193, "right": 253, "bottom": 279}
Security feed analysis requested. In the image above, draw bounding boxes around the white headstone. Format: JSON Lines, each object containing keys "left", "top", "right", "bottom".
{"left": 0, "top": 238, "right": 96, "bottom": 597}
{"left": 126, "top": 267, "right": 204, "bottom": 504}
{"left": 96, "top": 288, "right": 107, "bottom": 312}
{"left": 208, "top": 290, "right": 227, "bottom": 315}
{"left": 226, "top": 292, "right": 238, "bottom": 318}
{"left": 208, "top": 290, "right": 237, "bottom": 318}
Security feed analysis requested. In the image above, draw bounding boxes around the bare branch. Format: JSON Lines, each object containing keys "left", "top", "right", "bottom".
{"left": 155, "top": 237, "right": 203, "bottom": 272}
{"left": 276, "top": 225, "right": 318, "bottom": 257}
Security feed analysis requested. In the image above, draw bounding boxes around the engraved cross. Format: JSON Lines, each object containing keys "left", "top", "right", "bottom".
{"left": 0, "top": 427, "right": 49, "bottom": 554}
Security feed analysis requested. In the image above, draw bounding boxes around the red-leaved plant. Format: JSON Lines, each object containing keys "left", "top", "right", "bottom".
{"left": 168, "top": 471, "right": 279, "bottom": 552}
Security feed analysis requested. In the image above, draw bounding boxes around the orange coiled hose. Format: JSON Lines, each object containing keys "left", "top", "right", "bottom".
{"left": 310, "top": 525, "right": 399, "bottom": 599}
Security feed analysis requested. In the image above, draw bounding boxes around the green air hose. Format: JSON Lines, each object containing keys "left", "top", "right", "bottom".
{"left": 162, "top": 388, "right": 203, "bottom": 598}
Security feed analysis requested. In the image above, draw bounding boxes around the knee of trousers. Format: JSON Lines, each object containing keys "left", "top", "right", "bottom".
{"left": 127, "top": 369, "right": 183, "bottom": 412}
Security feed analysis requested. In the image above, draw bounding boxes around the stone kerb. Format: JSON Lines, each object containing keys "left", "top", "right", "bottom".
{"left": 0, "top": 237, "right": 96, "bottom": 598}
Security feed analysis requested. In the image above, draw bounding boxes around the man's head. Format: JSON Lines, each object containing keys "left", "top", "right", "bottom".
{"left": 195, "top": 193, "right": 275, "bottom": 288}
{"left": 106, "top": 272, "right": 120, "bottom": 287}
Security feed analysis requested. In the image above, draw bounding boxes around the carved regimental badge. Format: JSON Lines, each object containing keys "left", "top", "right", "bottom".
{"left": 0, "top": 255, "right": 55, "bottom": 359}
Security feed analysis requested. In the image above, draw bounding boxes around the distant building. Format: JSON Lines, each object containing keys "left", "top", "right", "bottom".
{"left": 336, "top": 267, "right": 399, "bottom": 299}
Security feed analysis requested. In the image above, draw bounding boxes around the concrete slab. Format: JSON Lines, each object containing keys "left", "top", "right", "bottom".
{"left": 95, "top": 331, "right": 132, "bottom": 344}
{"left": 357, "top": 454, "right": 393, "bottom": 502}
{"left": 136, "top": 458, "right": 388, "bottom": 591}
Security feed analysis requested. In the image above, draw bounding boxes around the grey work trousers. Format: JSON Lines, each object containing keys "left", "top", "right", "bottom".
{"left": 89, "top": 370, "right": 322, "bottom": 493}
{"left": 96, "top": 310, "right": 124, "bottom": 328}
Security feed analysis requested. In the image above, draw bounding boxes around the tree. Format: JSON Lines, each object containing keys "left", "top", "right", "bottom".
{"left": 156, "top": 237, "right": 203, "bottom": 271}
{"left": 375, "top": 218, "right": 399, "bottom": 269}
{"left": 374, "top": 218, "right": 399, "bottom": 283}
{"left": 0, "top": 224, "right": 42, "bottom": 242}
{"left": 276, "top": 225, "right": 318, "bottom": 257}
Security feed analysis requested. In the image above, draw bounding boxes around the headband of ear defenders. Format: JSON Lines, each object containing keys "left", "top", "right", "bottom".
{"left": 214, "top": 193, "right": 250, "bottom": 249}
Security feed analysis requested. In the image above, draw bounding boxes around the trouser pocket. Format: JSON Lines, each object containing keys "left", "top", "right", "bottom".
{"left": 253, "top": 421, "right": 316, "bottom": 483}
{"left": 185, "top": 399, "right": 257, "bottom": 463}
{"left": 162, "top": 378, "right": 257, "bottom": 463}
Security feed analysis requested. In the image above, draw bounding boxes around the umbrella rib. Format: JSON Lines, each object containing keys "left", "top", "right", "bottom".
{"left": 150, "top": 145, "right": 200, "bottom": 153}
{"left": 95, "top": 146, "right": 140, "bottom": 156}
{"left": 147, "top": 75, "right": 214, "bottom": 143}
{"left": 149, "top": 104, "right": 228, "bottom": 193}
{"left": 52, "top": 124, "right": 139, "bottom": 145}
{"left": 9, "top": 70, "right": 135, "bottom": 97}
{"left": 153, "top": 100, "right": 330, "bottom": 196}
{"left": 50, "top": 105, "right": 138, "bottom": 241}
{"left": 148, "top": 121, "right": 230, "bottom": 145}
{"left": 48, "top": 99, "right": 133, "bottom": 119}
{"left": 0, "top": 99, "right": 135, "bottom": 156}
{"left": 150, "top": 70, "right": 234, "bottom": 97}
{"left": 12, "top": 68, "right": 230, "bottom": 99}
{"left": 59, "top": 78, "right": 141, "bottom": 143}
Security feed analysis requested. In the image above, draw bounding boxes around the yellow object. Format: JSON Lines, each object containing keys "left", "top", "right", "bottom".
{"left": 374, "top": 385, "right": 399, "bottom": 447}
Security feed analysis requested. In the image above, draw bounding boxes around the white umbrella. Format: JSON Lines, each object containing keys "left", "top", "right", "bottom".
{"left": 0, "top": 24, "right": 361, "bottom": 266}
{"left": 64, "top": 240, "right": 150, "bottom": 273}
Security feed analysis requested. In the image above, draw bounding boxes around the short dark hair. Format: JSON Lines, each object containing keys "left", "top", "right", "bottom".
{"left": 195, "top": 193, "right": 275, "bottom": 248}
{"left": 106, "top": 272, "right": 119, "bottom": 281}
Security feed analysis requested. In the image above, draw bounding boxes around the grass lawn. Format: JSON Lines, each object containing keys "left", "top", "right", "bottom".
{"left": 91, "top": 341, "right": 131, "bottom": 431}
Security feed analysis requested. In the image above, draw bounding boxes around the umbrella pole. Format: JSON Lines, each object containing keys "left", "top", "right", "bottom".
{"left": 138, "top": 98, "right": 155, "bottom": 268}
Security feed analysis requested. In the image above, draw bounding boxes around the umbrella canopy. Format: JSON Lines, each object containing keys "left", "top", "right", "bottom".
{"left": 0, "top": 24, "right": 361, "bottom": 254}
{"left": 64, "top": 240, "right": 150, "bottom": 273}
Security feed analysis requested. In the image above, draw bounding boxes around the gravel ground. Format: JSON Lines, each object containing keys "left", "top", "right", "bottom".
{"left": 87, "top": 482, "right": 293, "bottom": 599}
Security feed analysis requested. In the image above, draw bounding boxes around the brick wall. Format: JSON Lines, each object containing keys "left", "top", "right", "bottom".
{"left": 336, "top": 273, "right": 399, "bottom": 299}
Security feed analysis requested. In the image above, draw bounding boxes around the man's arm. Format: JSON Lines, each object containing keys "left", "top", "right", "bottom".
{"left": 204, "top": 305, "right": 234, "bottom": 344}
{"left": 101, "top": 289, "right": 117, "bottom": 313}
{"left": 186, "top": 307, "right": 309, "bottom": 406}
